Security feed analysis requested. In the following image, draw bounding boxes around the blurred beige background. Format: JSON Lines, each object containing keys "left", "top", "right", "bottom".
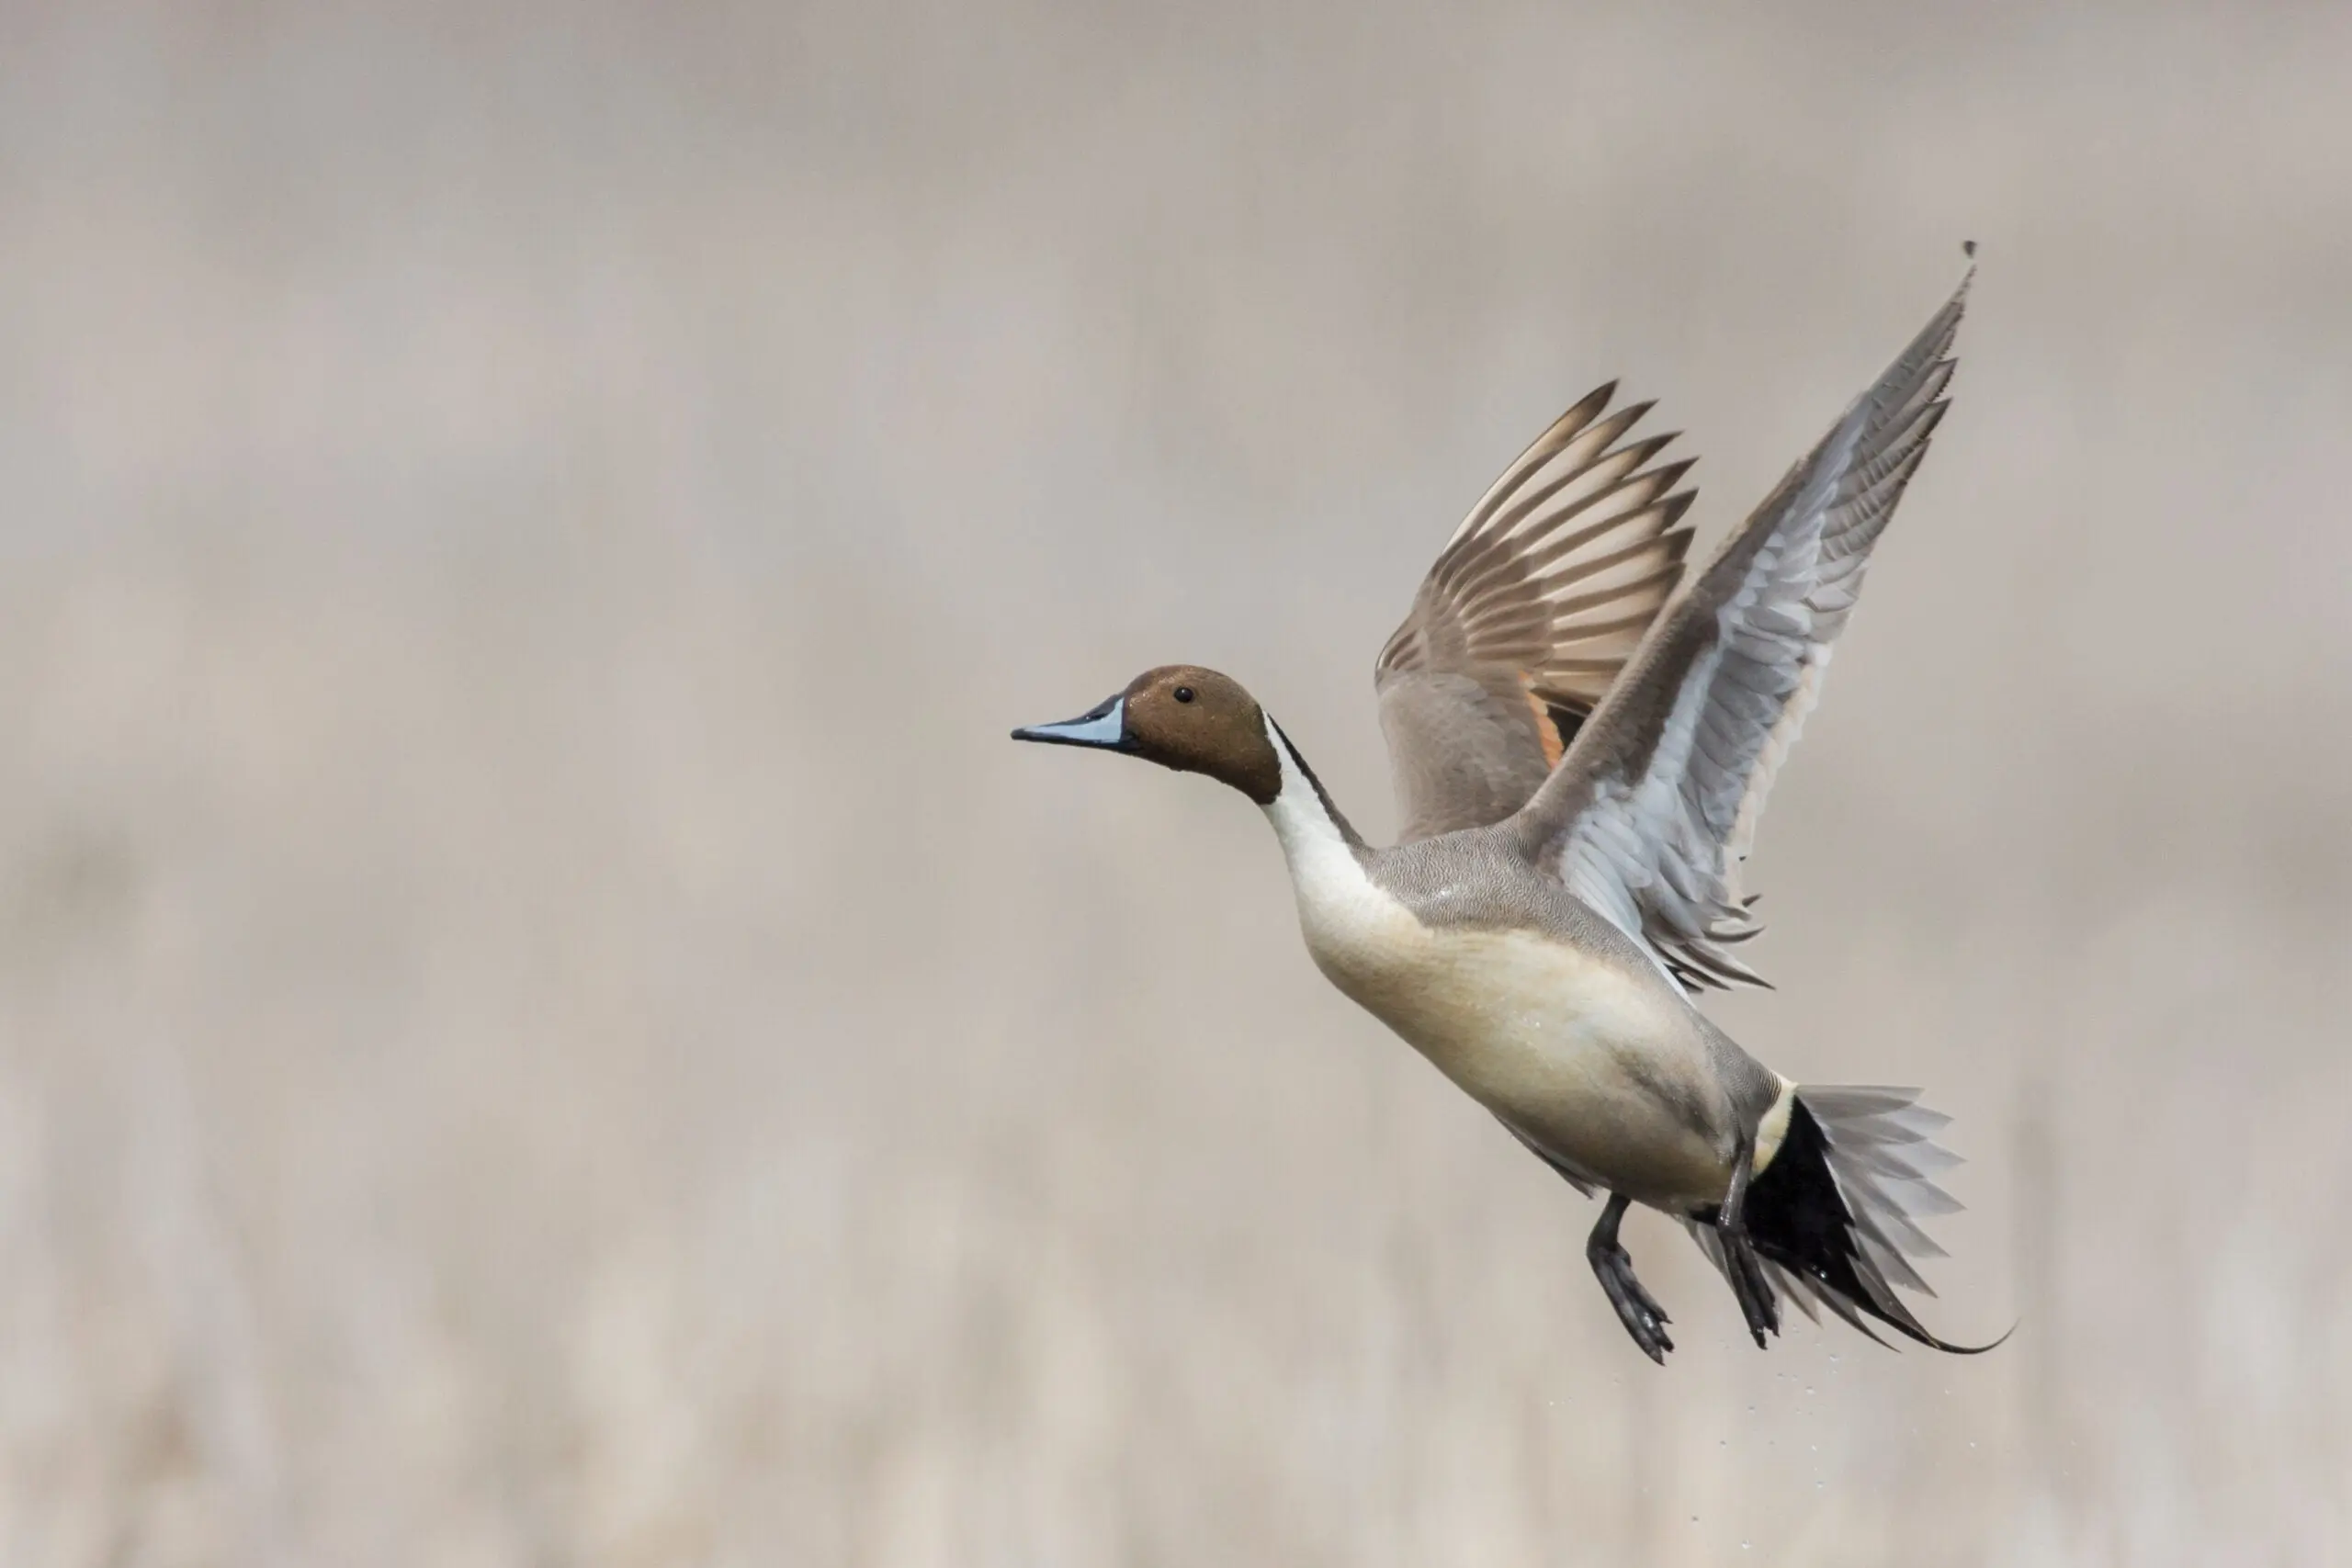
{"left": 3, "top": 2, "right": 2348, "bottom": 1564}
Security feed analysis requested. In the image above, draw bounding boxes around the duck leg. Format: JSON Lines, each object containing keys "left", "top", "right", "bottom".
{"left": 1588, "top": 1192, "right": 1675, "bottom": 1364}
{"left": 1716, "top": 1128, "right": 1781, "bottom": 1348}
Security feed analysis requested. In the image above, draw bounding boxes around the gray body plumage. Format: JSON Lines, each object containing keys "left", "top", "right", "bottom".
{"left": 1363, "top": 823, "right": 1786, "bottom": 1178}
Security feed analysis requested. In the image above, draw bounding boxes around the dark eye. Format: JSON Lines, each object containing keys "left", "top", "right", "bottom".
{"left": 1173, "top": 685, "right": 1195, "bottom": 704}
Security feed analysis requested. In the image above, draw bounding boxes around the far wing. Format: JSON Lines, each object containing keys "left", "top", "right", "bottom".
{"left": 1375, "top": 386, "right": 1696, "bottom": 841}
{"left": 1513, "top": 271, "right": 1970, "bottom": 989}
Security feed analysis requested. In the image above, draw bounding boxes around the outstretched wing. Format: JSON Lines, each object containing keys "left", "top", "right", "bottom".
{"left": 1375, "top": 386, "right": 1697, "bottom": 842}
{"left": 1513, "top": 271, "right": 1970, "bottom": 989}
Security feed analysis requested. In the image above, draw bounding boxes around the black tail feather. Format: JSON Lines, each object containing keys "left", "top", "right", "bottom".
{"left": 1740, "top": 1094, "right": 2007, "bottom": 1355}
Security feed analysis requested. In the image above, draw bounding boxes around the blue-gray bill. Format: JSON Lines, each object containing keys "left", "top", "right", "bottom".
{"left": 1011, "top": 694, "right": 1129, "bottom": 750}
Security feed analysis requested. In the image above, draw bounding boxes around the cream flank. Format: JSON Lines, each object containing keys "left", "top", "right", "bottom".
{"left": 1261, "top": 717, "right": 1788, "bottom": 1207}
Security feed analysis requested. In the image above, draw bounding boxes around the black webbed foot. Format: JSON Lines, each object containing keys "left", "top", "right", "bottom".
{"left": 1717, "top": 1128, "right": 1781, "bottom": 1349}
{"left": 1721, "top": 1232, "right": 1781, "bottom": 1348}
{"left": 1588, "top": 1192, "right": 1675, "bottom": 1363}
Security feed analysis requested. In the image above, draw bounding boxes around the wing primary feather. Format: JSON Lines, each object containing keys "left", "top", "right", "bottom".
{"left": 1511, "top": 268, "right": 1972, "bottom": 982}
{"left": 1377, "top": 377, "right": 1717, "bottom": 840}
{"left": 1476, "top": 414, "right": 1665, "bottom": 542}
{"left": 1447, "top": 382, "right": 1618, "bottom": 547}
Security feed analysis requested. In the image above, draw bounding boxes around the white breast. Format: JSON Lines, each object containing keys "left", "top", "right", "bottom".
{"left": 1258, "top": 722, "right": 1734, "bottom": 1205}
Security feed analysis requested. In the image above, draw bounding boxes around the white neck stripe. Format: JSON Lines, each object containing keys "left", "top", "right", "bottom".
{"left": 1261, "top": 714, "right": 1351, "bottom": 860}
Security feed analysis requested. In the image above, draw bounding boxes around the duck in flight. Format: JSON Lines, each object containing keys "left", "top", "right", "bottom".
{"left": 1013, "top": 268, "right": 1997, "bottom": 1363}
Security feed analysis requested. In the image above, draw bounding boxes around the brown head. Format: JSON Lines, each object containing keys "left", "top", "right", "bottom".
{"left": 1012, "top": 665, "right": 1283, "bottom": 805}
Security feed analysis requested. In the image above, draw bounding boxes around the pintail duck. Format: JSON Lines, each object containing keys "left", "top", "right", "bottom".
{"left": 1015, "top": 269, "right": 1997, "bottom": 1363}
